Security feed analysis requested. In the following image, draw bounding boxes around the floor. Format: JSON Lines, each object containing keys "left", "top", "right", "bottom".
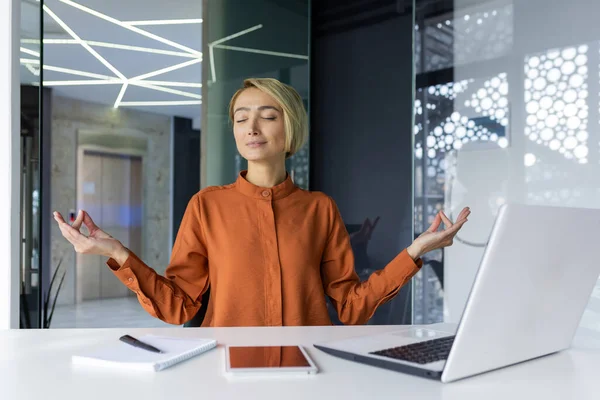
{"left": 51, "top": 296, "right": 180, "bottom": 329}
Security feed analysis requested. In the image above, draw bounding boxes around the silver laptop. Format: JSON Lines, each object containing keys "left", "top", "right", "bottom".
{"left": 314, "top": 204, "right": 600, "bottom": 383}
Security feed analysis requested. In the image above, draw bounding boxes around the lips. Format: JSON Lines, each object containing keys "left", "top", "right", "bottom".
{"left": 247, "top": 141, "right": 267, "bottom": 148}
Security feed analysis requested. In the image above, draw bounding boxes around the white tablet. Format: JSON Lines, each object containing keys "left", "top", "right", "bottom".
{"left": 225, "top": 345, "right": 319, "bottom": 376}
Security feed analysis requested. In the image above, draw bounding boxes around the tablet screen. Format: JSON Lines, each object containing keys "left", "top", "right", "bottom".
{"left": 228, "top": 346, "right": 311, "bottom": 369}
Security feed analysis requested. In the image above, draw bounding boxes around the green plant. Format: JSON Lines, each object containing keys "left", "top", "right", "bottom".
{"left": 43, "top": 254, "right": 66, "bottom": 329}
{"left": 19, "top": 254, "right": 67, "bottom": 329}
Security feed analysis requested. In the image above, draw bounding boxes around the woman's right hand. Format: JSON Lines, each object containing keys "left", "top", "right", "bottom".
{"left": 53, "top": 210, "right": 127, "bottom": 261}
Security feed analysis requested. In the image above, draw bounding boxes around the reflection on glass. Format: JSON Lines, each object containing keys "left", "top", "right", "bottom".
{"left": 228, "top": 346, "right": 310, "bottom": 369}
{"left": 413, "top": 74, "right": 510, "bottom": 324}
{"left": 200, "top": 0, "right": 308, "bottom": 327}
{"left": 524, "top": 46, "right": 589, "bottom": 165}
{"left": 204, "top": 0, "right": 309, "bottom": 189}
{"left": 42, "top": 0, "right": 202, "bottom": 328}
{"left": 413, "top": 0, "right": 600, "bottom": 332}
{"left": 523, "top": 43, "right": 598, "bottom": 333}
{"left": 415, "top": 2, "right": 513, "bottom": 74}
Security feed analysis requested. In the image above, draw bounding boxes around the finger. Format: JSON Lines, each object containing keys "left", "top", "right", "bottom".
{"left": 455, "top": 210, "right": 471, "bottom": 225}
{"left": 428, "top": 219, "right": 468, "bottom": 249}
{"left": 427, "top": 213, "right": 442, "bottom": 233}
{"left": 60, "top": 222, "right": 92, "bottom": 251}
{"left": 446, "top": 217, "right": 469, "bottom": 236}
{"left": 56, "top": 219, "right": 81, "bottom": 245}
{"left": 60, "top": 220, "right": 85, "bottom": 240}
{"left": 440, "top": 211, "right": 453, "bottom": 228}
{"left": 53, "top": 211, "right": 66, "bottom": 224}
{"left": 82, "top": 211, "right": 100, "bottom": 232}
{"left": 456, "top": 207, "right": 470, "bottom": 221}
{"left": 71, "top": 210, "right": 84, "bottom": 230}
{"left": 55, "top": 213, "right": 83, "bottom": 244}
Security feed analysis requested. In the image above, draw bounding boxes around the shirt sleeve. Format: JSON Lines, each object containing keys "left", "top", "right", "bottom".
{"left": 106, "top": 193, "right": 209, "bottom": 325}
{"left": 320, "top": 196, "right": 422, "bottom": 325}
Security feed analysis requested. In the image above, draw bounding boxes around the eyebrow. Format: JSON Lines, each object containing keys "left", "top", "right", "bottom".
{"left": 234, "top": 105, "right": 281, "bottom": 114}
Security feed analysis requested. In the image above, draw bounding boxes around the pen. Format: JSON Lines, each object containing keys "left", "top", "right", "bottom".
{"left": 119, "top": 335, "right": 164, "bottom": 354}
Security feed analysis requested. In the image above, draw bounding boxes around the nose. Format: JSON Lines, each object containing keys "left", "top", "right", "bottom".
{"left": 247, "top": 117, "right": 259, "bottom": 136}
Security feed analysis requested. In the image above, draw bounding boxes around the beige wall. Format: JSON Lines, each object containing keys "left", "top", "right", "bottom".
{"left": 51, "top": 95, "right": 172, "bottom": 306}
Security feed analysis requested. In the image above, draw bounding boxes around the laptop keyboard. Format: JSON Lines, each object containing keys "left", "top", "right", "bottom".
{"left": 370, "top": 336, "right": 456, "bottom": 365}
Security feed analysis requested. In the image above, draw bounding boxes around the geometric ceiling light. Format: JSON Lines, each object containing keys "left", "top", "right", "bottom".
{"left": 21, "top": 58, "right": 116, "bottom": 79}
{"left": 119, "top": 100, "right": 202, "bottom": 107}
{"left": 20, "top": 47, "right": 40, "bottom": 57}
{"left": 41, "top": 39, "right": 200, "bottom": 59}
{"left": 114, "top": 82, "right": 128, "bottom": 109}
{"left": 22, "top": 49, "right": 202, "bottom": 88}
{"left": 140, "top": 81, "right": 201, "bottom": 88}
{"left": 43, "top": 4, "right": 129, "bottom": 107}
{"left": 59, "top": 0, "right": 202, "bottom": 57}
{"left": 41, "top": 79, "right": 202, "bottom": 88}
{"left": 208, "top": 24, "right": 263, "bottom": 83}
{"left": 121, "top": 18, "right": 203, "bottom": 26}
{"left": 31, "top": 1, "right": 308, "bottom": 108}
{"left": 129, "top": 81, "right": 202, "bottom": 99}
{"left": 21, "top": 57, "right": 202, "bottom": 90}
{"left": 207, "top": 24, "right": 309, "bottom": 84}
{"left": 43, "top": 5, "right": 125, "bottom": 82}
{"left": 25, "top": 65, "right": 41, "bottom": 76}
{"left": 35, "top": 2, "right": 204, "bottom": 109}
{"left": 129, "top": 58, "right": 202, "bottom": 82}
{"left": 41, "top": 79, "right": 122, "bottom": 86}
{"left": 213, "top": 44, "right": 309, "bottom": 60}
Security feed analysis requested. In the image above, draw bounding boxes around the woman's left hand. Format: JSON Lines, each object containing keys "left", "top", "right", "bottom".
{"left": 407, "top": 207, "right": 471, "bottom": 260}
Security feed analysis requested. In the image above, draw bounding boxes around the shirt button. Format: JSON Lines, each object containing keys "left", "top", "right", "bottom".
{"left": 128, "top": 277, "right": 134, "bottom": 283}
{"left": 262, "top": 190, "right": 270, "bottom": 197}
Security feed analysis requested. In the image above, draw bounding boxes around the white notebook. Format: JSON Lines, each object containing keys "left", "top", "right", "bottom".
{"left": 72, "top": 335, "right": 217, "bottom": 372}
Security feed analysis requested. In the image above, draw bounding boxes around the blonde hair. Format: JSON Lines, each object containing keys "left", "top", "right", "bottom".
{"left": 229, "top": 78, "right": 308, "bottom": 159}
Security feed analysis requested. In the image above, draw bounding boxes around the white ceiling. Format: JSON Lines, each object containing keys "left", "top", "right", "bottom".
{"left": 21, "top": 0, "right": 203, "bottom": 119}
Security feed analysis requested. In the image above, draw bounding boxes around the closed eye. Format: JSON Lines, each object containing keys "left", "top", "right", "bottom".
{"left": 236, "top": 119, "right": 248, "bottom": 123}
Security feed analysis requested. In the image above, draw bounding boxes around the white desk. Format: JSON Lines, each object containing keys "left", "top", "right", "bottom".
{"left": 1, "top": 323, "right": 599, "bottom": 400}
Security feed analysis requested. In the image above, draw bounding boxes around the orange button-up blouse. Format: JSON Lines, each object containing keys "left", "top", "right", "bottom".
{"left": 107, "top": 171, "right": 422, "bottom": 327}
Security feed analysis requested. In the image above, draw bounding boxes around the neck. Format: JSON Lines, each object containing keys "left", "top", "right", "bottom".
{"left": 245, "top": 160, "right": 287, "bottom": 187}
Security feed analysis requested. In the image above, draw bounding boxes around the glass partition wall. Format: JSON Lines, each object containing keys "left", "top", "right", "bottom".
{"left": 20, "top": 0, "right": 44, "bottom": 328}
{"left": 31, "top": 0, "right": 203, "bottom": 328}
{"left": 26, "top": 0, "right": 599, "bottom": 330}
{"left": 202, "top": 0, "right": 310, "bottom": 190}
{"left": 412, "top": 0, "right": 600, "bottom": 333}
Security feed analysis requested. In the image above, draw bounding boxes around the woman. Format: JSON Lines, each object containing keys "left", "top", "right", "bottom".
{"left": 54, "top": 78, "right": 470, "bottom": 327}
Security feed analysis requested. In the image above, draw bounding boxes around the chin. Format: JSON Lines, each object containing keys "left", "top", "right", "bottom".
{"left": 239, "top": 151, "right": 264, "bottom": 161}
{"left": 241, "top": 151, "right": 282, "bottom": 163}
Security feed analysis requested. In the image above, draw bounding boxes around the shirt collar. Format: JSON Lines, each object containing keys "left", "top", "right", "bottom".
{"left": 235, "top": 170, "right": 297, "bottom": 200}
